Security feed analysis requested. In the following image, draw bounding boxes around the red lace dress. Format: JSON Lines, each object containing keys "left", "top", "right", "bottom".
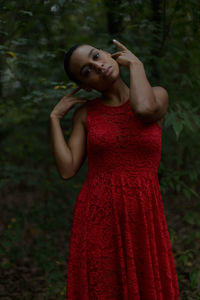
{"left": 66, "top": 98, "right": 180, "bottom": 300}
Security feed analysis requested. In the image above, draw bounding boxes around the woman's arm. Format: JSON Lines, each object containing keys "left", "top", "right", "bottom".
{"left": 129, "top": 62, "right": 156, "bottom": 114}
{"left": 49, "top": 87, "right": 88, "bottom": 180}
{"left": 129, "top": 62, "right": 169, "bottom": 122}
{"left": 50, "top": 106, "right": 87, "bottom": 180}
{"left": 50, "top": 115, "right": 74, "bottom": 179}
{"left": 112, "top": 39, "right": 169, "bottom": 123}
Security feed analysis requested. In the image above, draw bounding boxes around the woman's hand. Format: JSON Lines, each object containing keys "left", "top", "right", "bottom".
{"left": 50, "top": 86, "right": 88, "bottom": 120}
{"left": 111, "top": 39, "right": 143, "bottom": 68}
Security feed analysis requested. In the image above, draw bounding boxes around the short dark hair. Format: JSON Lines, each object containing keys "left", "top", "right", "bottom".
{"left": 64, "top": 44, "right": 84, "bottom": 84}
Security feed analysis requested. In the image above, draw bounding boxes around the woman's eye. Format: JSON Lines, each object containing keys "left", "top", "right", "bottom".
{"left": 83, "top": 53, "right": 99, "bottom": 76}
{"left": 93, "top": 52, "right": 99, "bottom": 60}
{"left": 84, "top": 67, "right": 92, "bottom": 77}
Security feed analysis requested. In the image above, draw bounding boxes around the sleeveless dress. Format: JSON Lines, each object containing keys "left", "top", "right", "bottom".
{"left": 66, "top": 97, "right": 180, "bottom": 300}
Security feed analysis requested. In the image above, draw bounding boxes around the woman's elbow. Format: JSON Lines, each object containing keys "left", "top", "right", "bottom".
{"left": 60, "top": 171, "right": 75, "bottom": 181}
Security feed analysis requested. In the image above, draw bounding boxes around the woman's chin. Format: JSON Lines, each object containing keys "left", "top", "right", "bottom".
{"left": 108, "top": 70, "right": 120, "bottom": 85}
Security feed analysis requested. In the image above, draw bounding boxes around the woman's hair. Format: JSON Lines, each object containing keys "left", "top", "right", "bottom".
{"left": 64, "top": 44, "right": 84, "bottom": 84}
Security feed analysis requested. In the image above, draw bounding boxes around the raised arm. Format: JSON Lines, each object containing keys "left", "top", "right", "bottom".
{"left": 49, "top": 88, "right": 88, "bottom": 180}
{"left": 129, "top": 63, "right": 169, "bottom": 123}
{"left": 111, "top": 39, "right": 169, "bottom": 123}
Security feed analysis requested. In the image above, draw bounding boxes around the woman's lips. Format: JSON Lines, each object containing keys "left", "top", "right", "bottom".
{"left": 104, "top": 66, "right": 112, "bottom": 77}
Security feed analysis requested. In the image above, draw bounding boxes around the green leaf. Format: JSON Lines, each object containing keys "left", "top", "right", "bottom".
{"left": 183, "top": 188, "right": 191, "bottom": 200}
{"left": 19, "top": 10, "right": 33, "bottom": 16}
{"left": 172, "top": 119, "right": 183, "bottom": 140}
{"left": 58, "top": 0, "right": 66, "bottom": 6}
{"left": 164, "top": 110, "right": 176, "bottom": 128}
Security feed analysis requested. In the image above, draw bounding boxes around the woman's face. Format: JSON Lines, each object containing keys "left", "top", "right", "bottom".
{"left": 69, "top": 44, "right": 120, "bottom": 91}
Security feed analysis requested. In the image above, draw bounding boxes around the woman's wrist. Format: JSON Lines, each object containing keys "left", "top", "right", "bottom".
{"left": 129, "top": 60, "right": 143, "bottom": 69}
{"left": 50, "top": 112, "right": 61, "bottom": 121}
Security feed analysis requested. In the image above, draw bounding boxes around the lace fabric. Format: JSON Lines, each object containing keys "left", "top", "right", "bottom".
{"left": 66, "top": 98, "right": 180, "bottom": 299}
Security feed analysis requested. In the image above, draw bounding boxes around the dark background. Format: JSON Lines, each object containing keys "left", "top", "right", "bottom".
{"left": 0, "top": 0, "right": 200, "bottom": 298}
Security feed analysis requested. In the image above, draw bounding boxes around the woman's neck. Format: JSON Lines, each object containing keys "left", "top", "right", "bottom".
{"left": 100, "top": 77, "right": 130, "bottom": 105}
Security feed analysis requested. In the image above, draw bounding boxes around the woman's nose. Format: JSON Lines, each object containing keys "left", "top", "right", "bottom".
{"left": 93, "top": 61, "right": 105, "bottom": 72}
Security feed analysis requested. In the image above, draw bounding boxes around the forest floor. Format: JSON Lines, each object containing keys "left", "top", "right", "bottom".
{"left": 0, "top": 184, "right": 200, "bottom": 300}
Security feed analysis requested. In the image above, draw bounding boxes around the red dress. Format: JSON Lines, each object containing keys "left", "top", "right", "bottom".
{"left": 66, "top": 98, "right": 180, "bottom": 299}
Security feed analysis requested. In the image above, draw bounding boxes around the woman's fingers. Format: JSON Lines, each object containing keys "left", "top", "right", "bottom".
{"left": 67, "top": 86, "right": 81, "bottom": 97}
{"left": 111, "top": 51, "right": 122, "bottom": 58}
{"left": 70, "top": 98, "right": 89, "bottom": 106}
{"left": 113, "top": 39, "right": 127, "bottom": 51}
{"left": 71, "top": 97, "right": 89, "bottom": 103}
{"left": 76, "top": 97, "right": 89, "bottom": 101}
{"left": 77, "top": 99, "right": 89, "bottom": 103}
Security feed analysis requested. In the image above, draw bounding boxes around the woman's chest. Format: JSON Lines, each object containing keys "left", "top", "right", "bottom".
{"left": 86, "top": 110, "right": 162, "bottom": 153}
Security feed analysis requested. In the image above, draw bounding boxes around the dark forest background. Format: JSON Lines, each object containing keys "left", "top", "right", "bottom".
{"left": 0, "top": 0, "right": 200, "bottom": 299}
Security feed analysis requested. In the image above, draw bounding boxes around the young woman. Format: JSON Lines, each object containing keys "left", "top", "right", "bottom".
{"left": 50, "top": 40, "right": 180, "bottom": 299}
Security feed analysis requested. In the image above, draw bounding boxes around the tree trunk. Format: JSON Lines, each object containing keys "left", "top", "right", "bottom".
{"left": 150, "top": 0, "right": 163, "bottom": 82}
{"left": 103, "top": 0, "right": 124, "bottom": 40}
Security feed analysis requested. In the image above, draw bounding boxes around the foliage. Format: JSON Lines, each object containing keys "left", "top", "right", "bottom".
{"left": 0, "top": 0, "right": 200, "bottom": 298}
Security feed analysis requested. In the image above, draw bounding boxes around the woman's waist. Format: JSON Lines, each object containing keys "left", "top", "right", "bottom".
{"left": 87, "top": 161, "right": 159, "bottom": 175}
{"left": 86, "top": 165, "right": 159, "bottom": 178}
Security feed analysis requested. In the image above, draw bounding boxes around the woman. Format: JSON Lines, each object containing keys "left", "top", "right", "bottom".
{"left": 50, "top": 40, "right": 180, "bottom": 299}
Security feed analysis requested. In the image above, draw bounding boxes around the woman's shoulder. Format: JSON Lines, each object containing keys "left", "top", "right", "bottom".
{"left": 73, "top": 98, "right": 97, "bottom": 129}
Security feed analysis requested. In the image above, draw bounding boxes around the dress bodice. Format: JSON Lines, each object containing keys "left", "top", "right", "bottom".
{"left": 85, "top": 98, "right": 162, "bottom": 176}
